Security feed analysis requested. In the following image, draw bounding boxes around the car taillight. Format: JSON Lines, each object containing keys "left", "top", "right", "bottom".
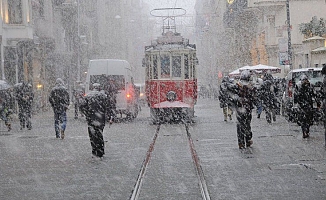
{"left": 126, "top": 94, "right": 131, "bottom": 98}
{"left": 288, "top": 80, "right": 292, "bottom": 97}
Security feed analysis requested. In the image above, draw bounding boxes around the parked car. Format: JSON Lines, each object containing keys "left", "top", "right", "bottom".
{"left": 282, "top": 67, "right": 323, "bottom": 123}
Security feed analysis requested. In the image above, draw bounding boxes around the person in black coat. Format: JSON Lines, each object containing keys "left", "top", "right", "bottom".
{"left": 80, "top": 83, "right": 111, "bottom": 158}
{"left": 0, "top": 89, "right": 13, "bottom": 131}
{"left": 229, "top": 70, "right": 256, "bottom": 149}
{"left": 261, "top": 72, "right": 277, "bottom": 123}
{"left": 321, "top": 65, "right": 326, "bottom": 145}
{"left": 49, "top": 78, "right": 70, "bottom": 139}
{"left": 15, "top": 82, "right": 34, "bottom": 130}
{"left": 218, "top": 76, "right": 233, "bottom": 121}
{"left": 295, "top": 74, "right": 316, "bottom": 138}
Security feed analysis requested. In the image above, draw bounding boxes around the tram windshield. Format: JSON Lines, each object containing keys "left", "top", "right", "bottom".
{"left": 160, "top": 55, "right": 170, "bottom": 78}
{"left": 172, "top": 56, "right": 181, "bottom": 78}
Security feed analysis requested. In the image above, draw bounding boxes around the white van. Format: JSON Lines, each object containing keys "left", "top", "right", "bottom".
{"left": 85, "top": 59, "right": 139, "bottom": 119}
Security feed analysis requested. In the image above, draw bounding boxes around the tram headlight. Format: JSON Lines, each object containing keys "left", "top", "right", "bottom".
{"left": 166, "top": 91, "right": 177, "bottom": 102}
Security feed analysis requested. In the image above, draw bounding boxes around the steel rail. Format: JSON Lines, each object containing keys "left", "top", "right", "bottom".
{"left": 185, "top": 124, "right": 211, "bottom": 200}
{"left": 129, "top": 125, "right": 160, "bottom": 200}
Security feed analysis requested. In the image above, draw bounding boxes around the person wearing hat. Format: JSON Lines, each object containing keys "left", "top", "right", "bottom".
{"left": 218, "top": 76, "right": 233, "bottom": 121}
{"left": 229, "top": 70, "right": 256, "bottom": 149}
{"left": 49, "top": 78, "right": 70, "bottom": 139}
{"left": 80, "top": 83, "right": 111, "bottom": 159}
{"left": 295, "top": 74, "right": 316, "bottom": 138}
{"left": 15, "top": 82, "right": 34, "bottom": 130}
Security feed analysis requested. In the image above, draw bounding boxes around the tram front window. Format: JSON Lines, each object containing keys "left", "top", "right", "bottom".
{"left": 172, "top": 56, "right": 181, "bottom": 78}
{"left": 161, "top": 55, "right": 170, "bottom": 78}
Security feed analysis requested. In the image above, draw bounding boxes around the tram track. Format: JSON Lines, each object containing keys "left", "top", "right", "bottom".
{"left": 130, "top": 123, "right": 211, "bottom": 200}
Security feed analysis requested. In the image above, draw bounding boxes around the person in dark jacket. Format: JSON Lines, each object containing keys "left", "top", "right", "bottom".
{"left": 0, "top": 89, "right": 12, "bottom": 131}
{"left": 261, "top": 72, "right": 277, "bottom": 123}
{"left": 295, "top": 74, "right": 316, "bottom": 138}
{"left": 15, "top": 82, "right": 34, "bottom": 130}
{"left": 73, "top": 82, "right": 85, "bottom": 119}
{"left": 218, "top": 76, "right": 233, "bottom": 121}
{"left": 49, "top": 78, "right": 70, "bottom": 139}
{"left": 229, "top": 70, "right": 256, "bottom": 149}
{"left": 80, "top": 83, "right": 111, "bottom": 158}
{"left": 321, "top": 65, "right": 326, "bottom": 145}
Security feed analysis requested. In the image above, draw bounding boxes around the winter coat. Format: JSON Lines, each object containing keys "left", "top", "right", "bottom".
{"left": 295, "top": 82, "right": 315, "bottom": 125}
{"left": 260, "top": 79, "right": 277, "bottom": 109}
{"left": 230, "top": 80, "right": 256, "bottom": 113}
{"left": 0, "top": 90, "right": 12, "bottom": 113}
{"left": 49, "top": 84, "right": 70, "bottom": 113}
{"left": 218, "top": 82, "right": 231, "bottom": 108}
{"left": 79, "top": 90, "right": 109, "bottom": 127}
{"left": 16, "top": 84, "right": 34, "bottom": 109}
{"left": 322, "top": 76, "right": 326, "bottom": 117}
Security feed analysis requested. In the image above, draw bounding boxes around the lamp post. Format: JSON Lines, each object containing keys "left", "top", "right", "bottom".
{"left": 77, "top": 0, "right": 81, "bottom": 82}
{"left": 286, "top": 0, "right": 292, "bottom": 70}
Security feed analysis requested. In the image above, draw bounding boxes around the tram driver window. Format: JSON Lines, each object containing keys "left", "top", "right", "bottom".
{"left": 160, "top": 55, "right": 170, "bottom": 78}
{"left": 172, "top": 56, "right": 181, "bottom": 78}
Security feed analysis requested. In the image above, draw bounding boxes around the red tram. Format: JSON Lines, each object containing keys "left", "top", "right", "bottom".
{"left": 143, "top": 9, "right": 198, "bottom": 123}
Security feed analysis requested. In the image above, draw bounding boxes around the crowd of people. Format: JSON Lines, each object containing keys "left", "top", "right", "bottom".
{"left": 218, "top": 66, "right": 326, "bottom": 149}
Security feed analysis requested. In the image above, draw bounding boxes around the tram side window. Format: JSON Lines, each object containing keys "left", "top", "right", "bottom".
{"left": 153, "top": 55, "right": 158, "bottom": 79}
{"left": 172, "top": 56, "right": 181, "bottom": 78}
{"left": 192, "top": 53, "right": 196, "bottom": 79}
{"left": 161, "top": 55, "right": 170, "bottom": 78}
{"left": 184, "top": 54, "right": 189, "bottom": 79}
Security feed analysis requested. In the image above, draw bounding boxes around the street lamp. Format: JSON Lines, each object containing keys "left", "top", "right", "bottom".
{"left": 77, "top": 0, "right": 81, "bottom": 82}
{"left": 286, "top": 0, "right": 292, "bottom": 70}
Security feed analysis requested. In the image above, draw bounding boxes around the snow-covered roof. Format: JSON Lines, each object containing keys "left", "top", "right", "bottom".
{"left": 290, "top": 67, "right": 322, "bottom": 73}
{"left": 303, "top": 36, "right": 325, "bottom": 42}
{"left": 311, "top": 46, "right": 326, "bottom": 53}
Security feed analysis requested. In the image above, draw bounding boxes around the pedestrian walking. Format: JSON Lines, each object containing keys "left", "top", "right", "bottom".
{"left": 229, "top": 70, "right": 256, "bottom": 149}
{"left": 295, "top": 74, "right": 316, "bottom": 138}
{"left": 321, "top": 65, "right": 326, "bottom": 145}
{"left": 218, "top": 76, "right": 233, "bottom": 121}
{"left": 80, "top": 83, "right": 112, "bottom": 158}
{"left": 261, "top": 72, "right": 277, "bottom": 123}
{"left": 15, "top": 82, "right": 34, "bottom": 130}
{"left": 49, "top": 78, "right": 70, "bottom": 139}
{"left": 73, "top": 82, "right": 85, "bottom": 119}
{"left": 104, "top": 78, "right": 118, "bottom": 120}
{"left": 254, "top": 77, "right": 264, "bottom": 118}
{"left": 0, "top": 89, "right": 12, "bottom": 131}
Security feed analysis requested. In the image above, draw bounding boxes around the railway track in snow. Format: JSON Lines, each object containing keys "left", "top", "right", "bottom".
{"left": 130, "top": 123, "right": 211, "bottom": 200}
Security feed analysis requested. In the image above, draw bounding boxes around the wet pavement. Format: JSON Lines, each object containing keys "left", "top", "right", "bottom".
{"left": 0, "top": 98, "right": 325, "bottom": 199}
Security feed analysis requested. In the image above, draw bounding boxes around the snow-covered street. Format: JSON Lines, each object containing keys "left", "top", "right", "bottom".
{"left": 0, "top": 98, "right": 325, "bottom": 199}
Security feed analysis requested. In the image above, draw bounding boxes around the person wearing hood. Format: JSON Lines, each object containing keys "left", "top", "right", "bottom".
{"left": 15, "top": 82, "right": 34, "bottom": 130}
{"left": 229, "top": 70, "right": 256, "bottom": 149}
{"left": 261, "top": 72, "right": 277, "bottom": 123}
{"left": 218, "top": 76, "right": 233, "bottom": 121}
{"left": 49, "top": 78, "right": 70, "bottom": 139}
{"left": 294, "top": 74, "right": 316, "bottom": 138}
{"left": 80, "top": 83, "right": 111, "bottom": 158}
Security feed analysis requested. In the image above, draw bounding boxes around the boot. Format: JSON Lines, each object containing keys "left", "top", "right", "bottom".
{"left": 61, "top": 130, "right": 65, "bottom": 139}
{"left": 246, "top": 140, "right": 253, "bottom": 148}
{"left": 6, "top": 123, "right": 11, "bottom": 131}
{"left": 238, "top": 143, "right": 245, "bottom": 149}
